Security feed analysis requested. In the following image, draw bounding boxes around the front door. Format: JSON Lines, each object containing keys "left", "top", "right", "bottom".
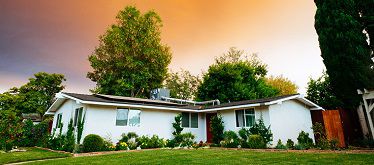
{"left": 206, "top": 113, "right": 217, "bottom": 143}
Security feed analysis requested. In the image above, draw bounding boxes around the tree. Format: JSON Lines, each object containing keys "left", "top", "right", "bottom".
{"left": 265, "top": 75, "right": 298, "bottom": 96}
{"left": 210, "top": 114, "right": 224, "bottom": 144}
{"left": 197, "top": 47, "right": 278, "bottom": 103}
{"left": 314, "top": 0, "right": 374, "bottom": 109}
{"left": 87, "top": 6, "right": 172, "bottom": 98}
{"left": 0, "top": 72, "right": 65, "bottom": 115}
{"left": 0, "top": 110, "right": 23, "bottom": 151}
{"left": 306, "top": 72, "right": 343, "bottom": 110}
{"left": 164, "top": 69, "right": 201, "bottom": 100}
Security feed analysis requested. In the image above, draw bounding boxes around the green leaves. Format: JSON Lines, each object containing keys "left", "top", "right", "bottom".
{"left": 88, "top": 6, "right": 171, "bottom": 98}
{"left": 164, "top": 70, "right": 201, "bottom": 100}
{"left": 197, "top": 48, "right": 278, "bottom": 103}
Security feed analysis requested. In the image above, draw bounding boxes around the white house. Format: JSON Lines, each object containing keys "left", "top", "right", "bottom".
{"left": 45, "top": 92, "right": 323, "bottom": 145}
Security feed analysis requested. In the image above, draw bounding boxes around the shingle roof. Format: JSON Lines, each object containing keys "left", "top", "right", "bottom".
{"left": 62, "top": 92, "right": 299, "bottom": 110}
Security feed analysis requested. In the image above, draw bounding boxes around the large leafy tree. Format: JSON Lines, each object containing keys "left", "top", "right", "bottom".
{"left": 164, "top": 70, "right": 201, "bottom": 100}
{"left": 87, "top": 6, "right": 172, "bottom": 98}
{"left": 0, "top": 72, "right": 65, "bottom": 115}
{"left": 197, "top": 47, "right": 278, "bottom": 103}
{"left": 265, "top": 75, "right": 298, "bottom": 96}
{"left": 306, "top": 72, "right": 343, "bottom": 109}
{"left": 314, "top": 0, "right": 374, "bottom": 109}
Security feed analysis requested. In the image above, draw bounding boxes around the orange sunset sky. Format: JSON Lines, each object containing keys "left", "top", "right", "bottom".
{"left": 0, "top": 0, "right": 324, "bottom": 94}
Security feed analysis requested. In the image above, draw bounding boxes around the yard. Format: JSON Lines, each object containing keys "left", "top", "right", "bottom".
{"left": 20, "top": 148, "right": 374, "bottom": 165}
{"left": 0, "top": 147, "right": 71, "bottom": 164}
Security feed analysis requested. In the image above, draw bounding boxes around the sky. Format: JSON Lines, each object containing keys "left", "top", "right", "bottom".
{"left": 0, "top": 0, "right": 324, "bottom": 95}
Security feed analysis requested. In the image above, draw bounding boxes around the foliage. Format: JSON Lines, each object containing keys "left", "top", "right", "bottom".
{"left": 19, "top": 119, "right": 50, "bottom": 147}
{"left": 329, "top": 139, "right": 339, "bottom": 150}
{"left": 314, "top": 0, "right": 374, "bottom": 109}
{"left": 136, "top": 135, "right": 165, "bottom": 149}
{"left": 220, "top": 131, "right": 240, "bottom": 148}
{"left": 265, "top": 75, "right": 298, "bottom": 96}
{"left": 312, "top": 122, "right": 329, "bottom": 149}
{"left": 172, "top": 114, "right": 183, "bottom": 137}
{"left": 82, "top": 134, "right": 104, "bottom": 152}
{"left": 117, "top": 132, "right": 138, "bottom": 150}
{"left": 76, "top": 111, "right": 86, "bottom": 144}
{"left": 87, "top": 6, "right": 172, "bottom": 98}
{"left": 179, "top": 132, "right": 195, "bottom": 147}
{"left": 297, "top": 131, "right": 314, "bottom": 150}
{"left": 275, "top": 139, "right": 287, "bottom": 150}
{"left": 0, "top": 110, "right": 23, "bottom": 151}
{"left": 116, "top": 142, "right": 129, "bottom": 151}
{"left": 286, "top": 139, "right": 294, "bottom": 149}
{"left": 102, "top": 137, "right": 115, "bottom": 151}
{"left": 210, "top": 114, "right": 224, "bottom": 144}
{"left": 238, "top": 128, "right": 250, "bottom": 141}
{"left": 246, "top": 134, "right": 266, "bottom": 149}
{"left": 63, "top": 119, "right": 75, "bottom": 152}
{"left": 164, "top": 69, "right": 201, "bottom": 100}
{"left": 197, "top": 47, "right": 278, "bottom": 103}
{"left": 306, "top": 73, "right": 343, "bottom": 109}
{"left": 249, "top": 116, "right": 273, "bottom": 145}
{"left": 11, "top": 72, "right": 65, "bottom": 115}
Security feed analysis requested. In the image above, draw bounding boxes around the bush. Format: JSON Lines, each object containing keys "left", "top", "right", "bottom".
{"left": 329, "top": 139, "right": 339, "bottom": 150}
{"left": 210, "top": 114, "right": 224, "bottom": 144}
{"left": 117, "top": 132, "right": 138, "bottom": 150}
{"left": 275, "top": 139, "right": 287, "bottom": 149}
{"left": 297, "top": 131, "right": 314, "bottom": 149}
{"left": 286, "top": 139, "right": 294, "bottom": 149}
{"left": 102, "top": 137, "right": 115, "bottom": 151}
{"left": 136, "top": 135, "right": 164, "bottom": 149}
{"left": 249, "top": 116, "right": 273, "bottom": 145}
{"left": 221, "top": 131, "right": 239, "bottom": 148}
{"left": 0, "top": 110, "right": 23, "bottom": 151}
{"left": 82, "top": 134, "right": 104, "bottom": 152}
{"left": 180, "top": 132, "right": 195, "bottom": 147}
{"left": 238, "top": 128, "right": 250, "bottom": 141}
{"left": 63, "top": 119, "right": 75, "bottom": 152}
{"left": 246, "top": 134, "right": 266, "bottom": 149}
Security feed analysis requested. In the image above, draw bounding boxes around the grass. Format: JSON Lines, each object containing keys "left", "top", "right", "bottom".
{"left": 0, "top": 147, "right": 71, "bottom": 164}
{"left": 26, "top": 148, "right": 374, "bottom": 165}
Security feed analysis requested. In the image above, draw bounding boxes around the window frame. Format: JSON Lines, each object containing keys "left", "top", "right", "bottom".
{"left": 182, "top": 112, "right": 198, "bottom": 128}
{"left": 116, "top": 108, "right": 141, "bottom": 127}
{"left": 74, "top": 107, "right": 84, "bottom": 127}
{"left": 235, "top": 108, "right": 255, "bottom": 128}
{"left": 55, "top": 113, "right": 62, "bottom": 128}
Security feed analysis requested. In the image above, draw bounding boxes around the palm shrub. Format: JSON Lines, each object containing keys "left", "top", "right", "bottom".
{"left": 210, "top": 114, "right": 224, "bottom": 144}
{"left": 249, "top": 116, "right": 273, "bottom": 145}
{"left": 83, "top": 134, "right": 104, "bottom": 152}
{"left": 221, "top": 131, "right": 240, "bottom": 148}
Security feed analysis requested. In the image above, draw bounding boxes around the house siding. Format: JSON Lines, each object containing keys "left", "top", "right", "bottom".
{"left": 268, "top": 100, "right": 315, "bottom": 144}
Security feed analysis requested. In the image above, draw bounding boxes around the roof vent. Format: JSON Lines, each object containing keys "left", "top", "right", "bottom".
{"left": 150, "top": 88, "right": 170, "bottom": 100}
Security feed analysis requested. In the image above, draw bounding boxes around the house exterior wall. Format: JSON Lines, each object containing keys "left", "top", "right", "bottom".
{"left": 54, "top": 103, "right": 206, "bottom": 143}
{"left": 219, "top": 106, "right": 270, "bottom": 133}
{"left": 268, "top": 100, "right": 315, "bottom": 144}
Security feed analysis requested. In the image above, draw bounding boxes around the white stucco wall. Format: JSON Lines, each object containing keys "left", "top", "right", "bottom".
{"left": 269, "top": 100, "right": 315, "bottom": 144}
{"left": 220, "top": 106, "right": 270, "bottom": 133}
{"left": 53, "top": 103, "right": 206, "bottom": 143}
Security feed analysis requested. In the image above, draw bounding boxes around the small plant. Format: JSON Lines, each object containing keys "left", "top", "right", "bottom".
{"left": 286, "top": 139, "right": 294, "bottom": 149}
{"left": 210, "top": 114, "right": 224, "bottom": 144}
{"left": 136, "top": 135, "right": 164, "bottom": 149}
{"left": 249, "top": 116, "right": 273, "bottom": 145}
{"left": 275, "top": 139, "right": 287, "bottom": 150}
{"left": 63, "top": 119, "right": 76, "bottom": 152}
{"left": 297, "top": 131, "right": 314, "bottom": 149}
{"left": 116, "top": 142, "right": 128, "bottom": 150}
{"left": 102, "top": 136, "right": 115, "bottom": 151}
{"left": 238, "top": 128, "right": 250, "bottom": 141}
{"left": 329, "top": 139, "right": 339, "bottom": 150}
{"left": 180, "top": 132, "right": 196, "bottom": 147}
{"left": 247, "top": 134, "right": 266, "bottom": 149}
{"left": 221, "top": 131, "right": 240, "bottom": 148}
{"left": 82, "top": 134, "right": 104, "bottom": 152}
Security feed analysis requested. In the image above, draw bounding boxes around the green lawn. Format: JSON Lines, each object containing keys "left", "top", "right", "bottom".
{"left": 0, "top": 147, "right": 71, "bottom": 164}
{"left": 26, "top": 149, "right": 374, "bottom": 165}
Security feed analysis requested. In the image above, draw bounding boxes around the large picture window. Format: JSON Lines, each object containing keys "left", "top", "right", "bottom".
{"left": 236, "top": 109, "right": 255, "bottom": 127}
{"left": 182, "top": 112, "right": 198, "bottom": 128}
{"left": 116, "top": 108, "right": 141, "bottom": 126}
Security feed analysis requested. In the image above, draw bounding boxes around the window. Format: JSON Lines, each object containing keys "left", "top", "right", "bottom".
{"left": 55, "top": 113, "right": 62, "bottom": 128}
{"left": 116, "top": 108, "right": 141, "bottom": 126}
{"left": 236, "top": 109, "right": 255, "bottom": 127}
{"left": 74, "top": 107, "right": 84, "bottom": 126}
{"left": 182, "top": 112, "right": 198, "bottom": 128}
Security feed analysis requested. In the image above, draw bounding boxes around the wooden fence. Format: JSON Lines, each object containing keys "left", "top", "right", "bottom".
{"left": 311, "top": 110, "right": 345, "bottom": 147}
